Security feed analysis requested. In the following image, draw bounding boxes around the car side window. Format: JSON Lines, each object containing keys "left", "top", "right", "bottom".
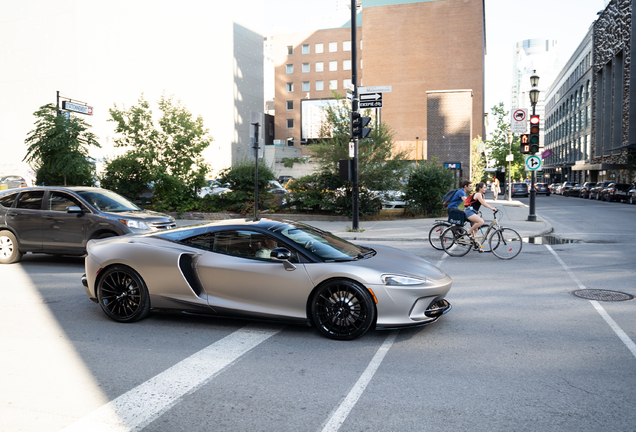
{"left": 181, "top": 232, "right": 216, "bottom": 251}
{"left": 0, "top": 192, "right": 19, "bottom": 208}
{"left": 212, "top": 230, "right": 298, "bottom": 262}
{"left": 15, "top": 191, "right": 44, "bottom": 210}
{"left": 48, "top": 192, "right": 83, "bottom": 212}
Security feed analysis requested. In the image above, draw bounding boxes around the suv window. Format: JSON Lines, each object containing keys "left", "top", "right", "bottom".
{"left": 0, "top": 192, "right": 18, "bottom": 208}
{"left": 48, "top": 191, "right": 83, "bottom": 212}
{"left": 16, "top": 191, "right": 44, "bottom": 210}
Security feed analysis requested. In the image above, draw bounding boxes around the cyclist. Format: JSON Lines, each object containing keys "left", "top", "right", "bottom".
{"left": 447, "top": 180, "right": 472, "bottom": 209}
{"left": 465, "top": 182, "right": 497, "bottom": 239}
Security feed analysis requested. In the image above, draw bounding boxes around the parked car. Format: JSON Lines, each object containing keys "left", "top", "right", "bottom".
{"left": 600, "top": 183, "right": 633, "bottom": 202}
{"left": 548, "top": 183, "right": 560, "bottom": 194}
{"left": 563, "top": 184, "right": 581, "bottom": 197}
{"left": 277, "top": 175, "right": 294, "bottom": 185}
{"left": 589, "top": 181, "right": 613, "bottom": 200}
{"left": 557, "top": 182, "right": 575, "bottom": 195}
{"left": 510, "top": 182, "right": 529, "bottom": 197}
{"left": 578, "top": 182, "right": 597, "bottom": 199}
{"left": 80, "top": 218, "right": 452, "bottom": 340}
{"left": 0, "top": 175, "right": 27, "bottom": 189}
{"left": 627, "top": 184, "right": 636, "bottom": 204}
{"left": 0, "top": 186, "right": 176, "bottom": 264}
{"left": 534, "top": 183, "right": 551, "bottom": 196}
{"left": 198, "top": 179, "right": 231, "bottom": 198}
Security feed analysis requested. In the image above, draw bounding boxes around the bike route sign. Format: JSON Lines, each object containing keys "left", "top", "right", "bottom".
{"left": 525, "top": 155, "right": 542, "bottom": 171}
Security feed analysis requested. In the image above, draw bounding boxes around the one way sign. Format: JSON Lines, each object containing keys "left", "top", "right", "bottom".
{"left": 359, "top": 93, "right": 383, "bottom": 108}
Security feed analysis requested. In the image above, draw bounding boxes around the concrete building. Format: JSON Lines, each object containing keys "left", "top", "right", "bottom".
{"left": 543, "top": 29, "right": 594, "bottom": 184}
{"left": 0, "top": 1, "right": 265, "bottom": 180}
{"left": 269, "top": 0, "right": 486, "bottom": 181}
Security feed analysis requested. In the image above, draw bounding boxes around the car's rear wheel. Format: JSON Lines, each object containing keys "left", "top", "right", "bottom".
{"left": 96, "top": 265, "right": 150, "bottom": 323}
{"left": 0, "top": 231, "right": 22, "bottom": 264}
{"left": 310, "top": 279, "right": 376, "bottom": 340}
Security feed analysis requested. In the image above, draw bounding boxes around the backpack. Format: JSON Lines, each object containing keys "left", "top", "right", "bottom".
{"left": 442, "top": 189, "right": 458, "bottom": 207}
{"left": 464, "top": 193, "right": 475, "bottom": 207}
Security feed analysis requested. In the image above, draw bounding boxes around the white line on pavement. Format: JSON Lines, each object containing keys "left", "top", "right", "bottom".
{"left": 63, "top": 324, "right": 282, "bottom": 432}
{"left": 321, "top": 331, "right": 398, "bottom": 432}
{"left": 545, "top": 245, "right": 636, "bottom": 361}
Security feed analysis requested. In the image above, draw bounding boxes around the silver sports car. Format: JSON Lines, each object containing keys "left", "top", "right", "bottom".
{"left": 81, "top": 218, "right": 452, "bottom": 340}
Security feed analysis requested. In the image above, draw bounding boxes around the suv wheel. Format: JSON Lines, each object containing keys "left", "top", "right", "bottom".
{"left": 0, "top": 231, "right": 23, "bottom": 264}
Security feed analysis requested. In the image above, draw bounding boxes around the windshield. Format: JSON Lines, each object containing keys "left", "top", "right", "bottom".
{"left": 271, "top": 221, "right": 370, "bottom": 261}
{"left": 76, "top": 190, "right": 142, "bottom": 212}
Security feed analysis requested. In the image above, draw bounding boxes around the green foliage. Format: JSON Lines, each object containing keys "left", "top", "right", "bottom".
{"left": 99, "top": 152, "right": 153, "bottom": 202}
{"left": 471, "top": 136, "right": 486, "bottom": 186}
{"left": 203, "top": 159, "right": 277, "bottom": 214}
{"left": 105, "top": 94, "right": 212, "bottom": 211}
{"left": 23, "top": 103, "right": 100, "bottom": 186}
{"left": 486, "top": 103, "right": 525, "bottom": 180}
{"left": 403, "top": 158, "right": 455, "bottom": 216}
{"left": 281, "top": 157, "right": 307, "bottom": 168}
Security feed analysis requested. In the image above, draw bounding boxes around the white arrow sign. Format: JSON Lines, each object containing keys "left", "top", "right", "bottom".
{"left": 525, "top": 155, "right": 542, "bottom": 171}
{"left": 360, "top": 93, "right": 381, "bottom": 100}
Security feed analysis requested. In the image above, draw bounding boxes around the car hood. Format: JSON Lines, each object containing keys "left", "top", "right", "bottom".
{"left": 357, "top": 244, "right": 448, "bottom": 280}
{"left": 104, "top": 210, "right": 175, "bottom": 222}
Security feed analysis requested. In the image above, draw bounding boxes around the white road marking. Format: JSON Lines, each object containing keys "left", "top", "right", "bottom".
{"left": 545, "top": 245, "right": 636, "bottom": 361}
{"left": 63, "top": 325, "right": 281, "bottom": 432}
{"left": 321, "top": 331, "right": 398, "bottom": 432}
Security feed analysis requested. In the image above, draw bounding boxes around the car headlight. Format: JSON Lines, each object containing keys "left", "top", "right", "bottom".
{"left": 119, "top": 219, "right": 151, "bottom": 230}
{"left": 381, "top": 274, "right": 426, "bottom": 286}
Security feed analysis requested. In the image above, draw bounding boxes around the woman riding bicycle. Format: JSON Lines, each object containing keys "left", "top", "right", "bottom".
{"left": 465, "top": 182, "right": 497, "bottom": 239}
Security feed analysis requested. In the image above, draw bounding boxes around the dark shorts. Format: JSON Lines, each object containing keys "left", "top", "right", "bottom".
{"left": 465, "top": 207, "right": 478, "bottom": 218}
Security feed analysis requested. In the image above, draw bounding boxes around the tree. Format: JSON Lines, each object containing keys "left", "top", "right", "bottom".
{"left": 471, "top": 136, "right": 486, "bottom": 186}
{"left": 23, "top": 103, "right": 100, "bottom": 186}
{"left": 105, "top": 94, "right": 212, "bottom": 211}
{"left": 486, "top": 103, "right": 525, "bottom": 181}
{"left": 402, "top": 158, "right": 454, "bottom": 216}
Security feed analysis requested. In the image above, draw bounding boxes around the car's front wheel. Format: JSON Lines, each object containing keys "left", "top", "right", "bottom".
{"left": 310, "top": 279, "right": 376, "bottom": 340}
{"left": 0, "top": 231, "right": 22, "bottom": 264}
{"left": 96, "top": 265, "right": 150, "bottom": 323}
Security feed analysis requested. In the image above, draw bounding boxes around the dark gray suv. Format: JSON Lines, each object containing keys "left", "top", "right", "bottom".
{"left": 0, "top": 187, "right": 176, "bottom": 264}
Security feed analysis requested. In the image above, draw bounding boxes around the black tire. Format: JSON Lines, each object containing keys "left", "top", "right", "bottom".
{"left": 490, "top": 228, "right": 522, "bottom": 260}
{"left": 96, "top": 265, "right": 150, "bottom": 323}
{"left": 428, "top": 222, "right": 449, "bottom": 251}
{"left": 441, "top": 226, "right": 471, "bottom": 257}
{"left": 0, "top": 230, "right": 23, "bottom": 264}
{"left": 310, "top": 279, "right": 376, "bottom": 340}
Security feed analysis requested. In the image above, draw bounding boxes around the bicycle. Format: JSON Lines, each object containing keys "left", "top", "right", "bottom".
{"left": 428, "top": 219, "right": 468, "bottom": 251}
{"left": 440, "top": 209, "right": 522, "bottom": 259}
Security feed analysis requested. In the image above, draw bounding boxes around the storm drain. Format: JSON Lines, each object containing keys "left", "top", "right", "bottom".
{"left": 572, "top": 289, "right": 634, "bottom": 302}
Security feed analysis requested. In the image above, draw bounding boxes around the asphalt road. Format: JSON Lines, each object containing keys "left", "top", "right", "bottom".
{"left": 1, "top": 194, "right": 635, "bottom": 432}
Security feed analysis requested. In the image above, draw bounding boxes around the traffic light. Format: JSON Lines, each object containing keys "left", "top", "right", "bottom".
{"left": 528, "top": 115, "right": 540, "bottom": 153}
{"left": 350, "top": 111, "right": 371, "bottom": 139}
{"left": 520, "top": 134, "right": 530, "bottom": 154}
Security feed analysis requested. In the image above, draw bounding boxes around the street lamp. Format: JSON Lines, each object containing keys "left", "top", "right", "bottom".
{"left": 528, "top": 70, "right": 539, "bottom": 222}
{"left": 507, "top": 130, "right": 512, "bottom": 201}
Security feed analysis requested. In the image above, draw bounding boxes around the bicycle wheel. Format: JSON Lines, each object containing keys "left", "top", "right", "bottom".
{"left": 490, "top": 228, "right": 522, "bottom": 260}
{"left": 441, "top": 226, "right": 471, "bottom": 257}
{"left": 428, "top": 222, "right": 449, "bottom": 251}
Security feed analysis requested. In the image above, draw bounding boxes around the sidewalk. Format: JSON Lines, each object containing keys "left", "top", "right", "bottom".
{"left": 177, "top": 198, "right": 552, "bottom": 242}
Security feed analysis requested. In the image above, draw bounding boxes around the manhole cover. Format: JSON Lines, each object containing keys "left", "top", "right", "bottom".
{"left": 572, "top": 289, "right": 634, "bottom": 302}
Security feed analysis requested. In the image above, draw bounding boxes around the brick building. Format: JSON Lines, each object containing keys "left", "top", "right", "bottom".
{"left": 268, "top": 0, "right": 486, "bottom": 179}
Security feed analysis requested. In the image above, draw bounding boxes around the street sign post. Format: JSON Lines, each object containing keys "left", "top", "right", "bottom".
{"left": 357, "top": 85, "right": 392, "bottom": 94}
{"left": 525, "top": 155, "right": 542, "bottom": 171}
{"left": 511, "top": 108, "right": 528, "bottom": 133}
{"left": 61, "top": 101, "right": 93, "bottom": 115}
{"left": 359, "top": 92, "right": 382, "bottom": 108}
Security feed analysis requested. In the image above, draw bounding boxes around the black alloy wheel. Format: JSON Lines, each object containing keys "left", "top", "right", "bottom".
{"left": 96, "top": 266, "right": 150, "bottom": 323}
{"left": 310, "top": 279, "right": 376, "bottom": 340}
{"left": 0, "top": 230, "right": 22, "bottom": 264}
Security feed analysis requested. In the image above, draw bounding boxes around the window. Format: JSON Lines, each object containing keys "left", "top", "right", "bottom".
{"left": 343, "top": 41, "right": 351, "bottom": 51}
{"left": 343, "top": 79, "right": 352, "bottom": 89}
{"left": 329, "top": 42, "right": 337, "bottom": 52}
{"left": 48, "top": 192, "right": 82, "bottom": 212}
{"left": 343, "top": 60, "right": 351, "bottom": 71}
{"left": 287, "top": 46, "right": 293, "bottom": 55}
{"left": 286, "top": 82, "right": 293, "bottom": 92}
{"left": 329, "top": 61, "right": 337, "bottom": 71}
{"left": 286, "top": 101, "right": 293, "bottom": 110}
{"left": 315, "top": 43, "right": 323, "bottom": 54}
{"left": 315, "top": 62, "right": 324, "bottom": 72}
{"left": 302, "top": 44, "right": 310, "bottom": 54}
{"left": 210, "top": 230, "right": 298, "bottom": 262}
{"left": 16, "top": 191, "right": 44, "bottom": 210}
{"left": 316, "top": 80, "right": 324, "bottom": 91}
{"left": 302, "top": 63, "right": 310, "bottom": 73}
{"left": 286, "top": 64, "right": 293, "bottom": 74}
{"left": 302, "top": 81, "right": 310, "bottom": 91}
{"left": 287, "top": 119, "right": 294, "bottom": 129}
{"left": 329, "top": 80, "right": 337, "bottom": 90}
{"left": 0, "top": 192, "right": 18, "bottom": 208}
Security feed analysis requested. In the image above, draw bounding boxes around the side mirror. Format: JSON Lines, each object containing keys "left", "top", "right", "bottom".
{"left": 270, "top": 247, "right": 296, "bottom": 271}
{"left": 66, "top": 206, "right": 84, "bottom": 214}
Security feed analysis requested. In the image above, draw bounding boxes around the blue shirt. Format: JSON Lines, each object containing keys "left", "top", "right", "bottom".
{"left": 447, "top": 189, "right": 466, "bottom": 209}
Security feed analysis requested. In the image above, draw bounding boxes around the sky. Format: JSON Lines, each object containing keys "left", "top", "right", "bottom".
{"left": 264, "top": 0, "right": 608, "bottom": 120}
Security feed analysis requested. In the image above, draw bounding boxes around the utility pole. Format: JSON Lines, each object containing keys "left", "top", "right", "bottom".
{"left": 252, "top": 122, "right": 260, "bottom": 221}
{"left": 350, "top": 0, "right": 359, "bottom": 231}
